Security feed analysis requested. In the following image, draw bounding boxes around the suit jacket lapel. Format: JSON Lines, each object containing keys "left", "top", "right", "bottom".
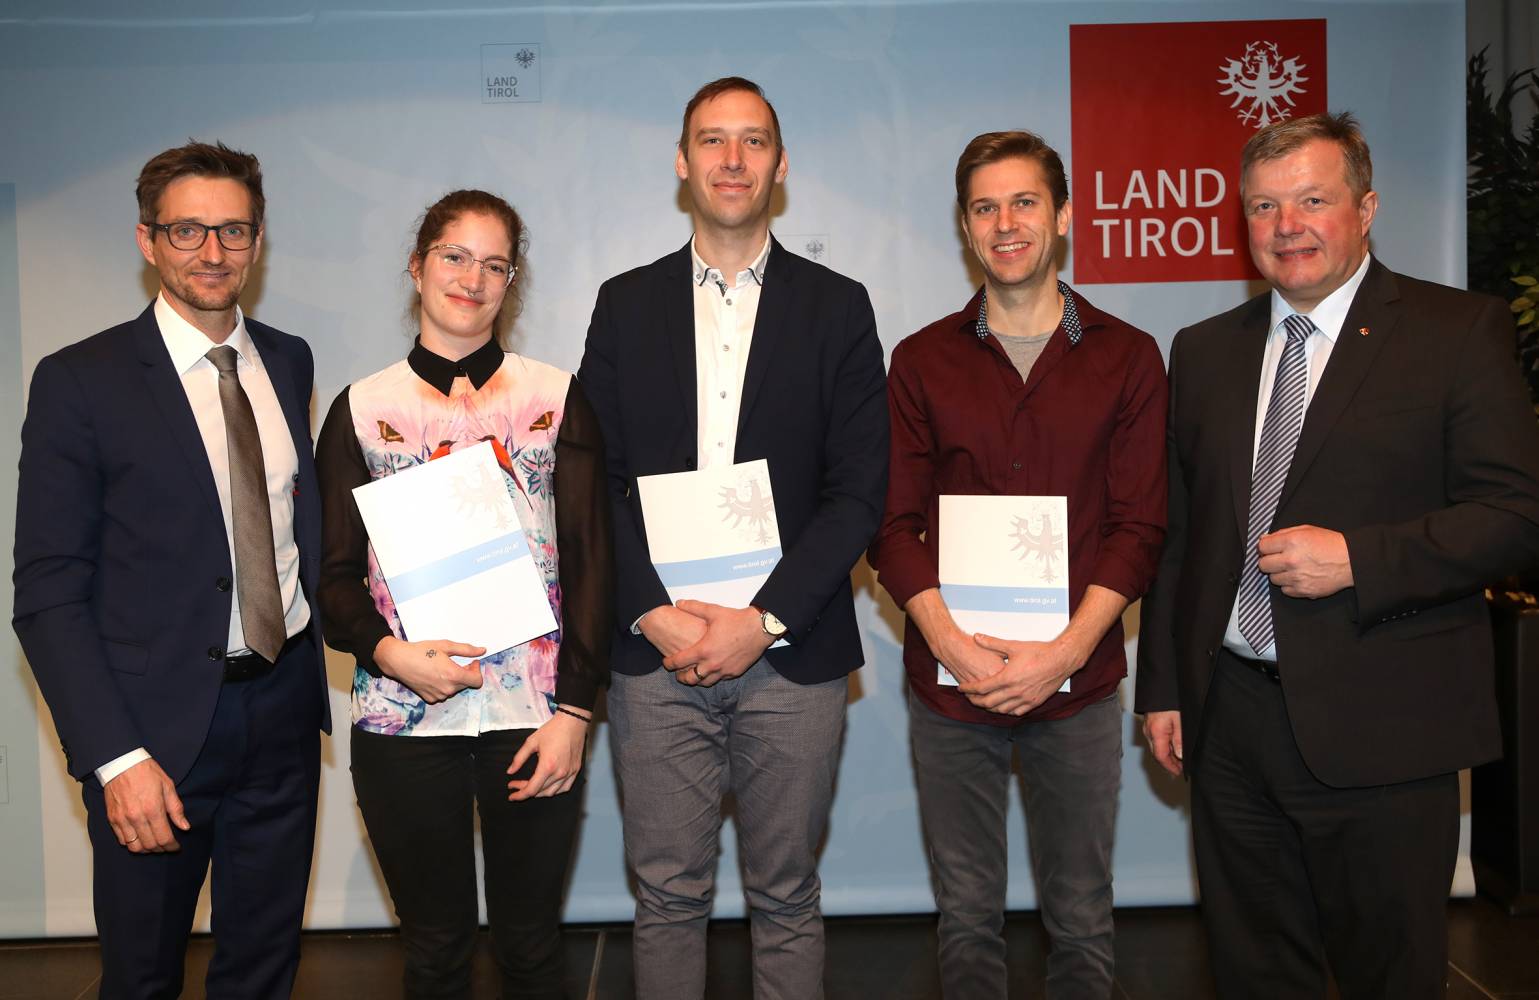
{"left": 250, "top": 324, "right": 311, "bottom": 471}
{"left": 1278, "top": 260, "right": 1398, "bottom": 509}
{"left": 1227, "top": 298, "right": 1272, "bottom": 541}
{"left": 133, "top": 304, "right": 222, "bottom": 515}
{"left": 661, "top": 243, "right": 699, "bottom": 450}
{"left": 737, "top": 236, "right": 790, "bottom": 439}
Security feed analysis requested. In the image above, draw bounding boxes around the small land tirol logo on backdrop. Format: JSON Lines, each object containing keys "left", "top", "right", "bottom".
{"left": 481, "top": 43, "right": 541, "bottom": 103}
{"left": 781, "top": 234, "right": 830, "bottom": 265}
{"left": 1069, "top": 19, "right": 1326, "bottom": 283}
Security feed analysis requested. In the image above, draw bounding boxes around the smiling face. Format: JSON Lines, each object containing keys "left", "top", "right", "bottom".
{"left": 1243, "top": 138, "right": 1377, "bottom": 313}
{"left": 410, "top": 211, "right": 513, "bottom": 357}
{"left": 675, "top": 87, "right": 787, "bottom": 238}
{"left": 135, "top": 175, "right": 261, "bottom": 339}
{"left": 961, "top": 156, "right": 1070, "bottom": 295}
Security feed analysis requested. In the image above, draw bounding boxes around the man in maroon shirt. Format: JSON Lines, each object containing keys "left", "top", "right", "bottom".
{"left": 868, "top": 131, "right": 1167, "bottom": 999}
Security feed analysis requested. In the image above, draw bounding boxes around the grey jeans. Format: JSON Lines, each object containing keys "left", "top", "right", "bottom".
{"left": 910, "top": 689, "right": 1122, "bottom": 1000}
{"left": 608, "top": 662, "right": 848, "bottom": 1000}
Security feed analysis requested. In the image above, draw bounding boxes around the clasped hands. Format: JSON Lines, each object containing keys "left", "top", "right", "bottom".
{"left": 936, "top": 628, "right": 1078, "bottom": 718}
{"left": 642, "top": 601, "right": 774, "bottom": 687}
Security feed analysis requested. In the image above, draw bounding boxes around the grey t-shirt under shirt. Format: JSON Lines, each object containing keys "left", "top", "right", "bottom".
{"left": 993, "top": 328, "right": 1054, "bottom": 382}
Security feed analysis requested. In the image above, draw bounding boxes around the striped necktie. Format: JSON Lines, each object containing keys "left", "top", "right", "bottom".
{"left": 1237, "top": 314, "right": 1315, "bottom": 657}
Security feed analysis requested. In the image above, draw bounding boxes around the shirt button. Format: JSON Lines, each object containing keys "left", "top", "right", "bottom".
{"left": 719, "top": 391, "right": 727, "bottom": 399}
{"left": 725, "top": 298, "right": 733, "bottom": 305}
{"left": 722, "top": 345, "right": 731, "bottom": 352}
{"left": 1012, "top": 462, "right": 1022, "bottom": 471}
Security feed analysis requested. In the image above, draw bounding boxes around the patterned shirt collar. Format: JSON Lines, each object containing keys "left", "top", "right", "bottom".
{"left": 407, "top": 335, "right": 504, "bottom": 396}
{"left": 975, "top": 279, "right": 1084, "bottom": 347}
{"left": 691, "top": 233, "right": 771, "bottom": 292}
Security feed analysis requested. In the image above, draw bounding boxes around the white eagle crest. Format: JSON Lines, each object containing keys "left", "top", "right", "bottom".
{"left": 1009, "top": 513, "right": 1065, "bottom": 584}
{"left": 719, "top": 478, "right": 776, "bottom": 546}
{"left": 1218, "top": 41, "right": 1309, "bottom": 129}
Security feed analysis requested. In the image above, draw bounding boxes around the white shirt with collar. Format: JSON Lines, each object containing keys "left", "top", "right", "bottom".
{"left": 1222, "top": 252, "right": 1374, "bottom": 662}
{"left": 97, "top": 295, "right": 310, "bottom": 785}
{"left": 692, "top": 233, "right": 770, "bottom": 470}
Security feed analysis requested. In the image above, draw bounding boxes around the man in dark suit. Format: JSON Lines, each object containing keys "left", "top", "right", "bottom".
{"left": 13, "top": 142, "right": 330, "bottom": 999}
{"left": 577, "top": 77, "right": 887, "bottom": 999}
{"left": 1136, "top": 111, "right": 1539, "bottom": 999}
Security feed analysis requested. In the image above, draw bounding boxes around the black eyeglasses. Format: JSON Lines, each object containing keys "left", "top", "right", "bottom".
{"left": 146, "top": 220, "right": 258, "bottom": 252}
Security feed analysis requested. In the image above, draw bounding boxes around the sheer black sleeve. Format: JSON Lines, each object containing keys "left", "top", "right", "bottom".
{"left": 316, "top": 386, "right": 393, "bottom": 677}
{"left": 553, "top": 376, "right": 614, "bottom": 710}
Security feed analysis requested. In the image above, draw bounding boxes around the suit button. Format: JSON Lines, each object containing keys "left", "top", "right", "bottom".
{"left": 685, "top": 457, "right": 697, "bottom": 470}
{"left": 1206, "top": 648, "right": 1216, "bottom": 659}
{"left": 207, "top": 646, "right": 224, "bottom": 661}
{"left": 1227, "top": 572, "right": 1237, "bottom": 583}
{"left": 215, "top": 577, "right": 232, "bottom": 592}
{"left": 1012, "top": 462, "right": 1022, "bottom": 471}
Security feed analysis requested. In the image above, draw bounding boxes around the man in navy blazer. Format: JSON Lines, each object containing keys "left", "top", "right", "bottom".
{"left": 578, "top": 78, "right": 888, "bottom": 999}
{"left": 13, "top": 142, "right": 330, "bottom": 999}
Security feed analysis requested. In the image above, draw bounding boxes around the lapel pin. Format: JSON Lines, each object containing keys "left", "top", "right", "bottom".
{"left": 1358, "top": 326, "right": 1370, "bottom": 336}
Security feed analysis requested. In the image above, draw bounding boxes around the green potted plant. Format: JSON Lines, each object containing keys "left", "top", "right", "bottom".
{"left": 1468, "top": 44, "right": 1539, "bottom": 915}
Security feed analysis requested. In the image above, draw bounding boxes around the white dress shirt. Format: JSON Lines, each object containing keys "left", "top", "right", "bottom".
{"left": 692, "top": 233, "right": 770, "bottom": 470}
{"left": 1223, "top": 252, "right": 1373, "bottom": 661}
{"left": 97, "top": 295, "right": 310, "bottom": 784}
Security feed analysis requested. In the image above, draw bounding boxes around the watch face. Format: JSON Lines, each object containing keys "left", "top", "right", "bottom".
{"left": 763, "top": 611, "right": 787, "bottom": 637}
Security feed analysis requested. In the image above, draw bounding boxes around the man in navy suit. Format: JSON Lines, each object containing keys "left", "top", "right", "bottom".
{"left": 578, "top": 78, "right": 888, "bottom": 999}
{"left": 13, "top": 142, "right": 330, "bottom": 999}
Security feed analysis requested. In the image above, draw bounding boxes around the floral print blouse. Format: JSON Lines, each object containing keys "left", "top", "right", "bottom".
{"left": 316, "top": 337, "right": 611, "bottom": 736}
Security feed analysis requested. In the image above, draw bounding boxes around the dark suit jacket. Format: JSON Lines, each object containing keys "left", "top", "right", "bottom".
{"left": 12, "top": 303, "right": 331, "bottom": 784}
{"left": 576, "top": 237, "right": 889, "bottom": 684}
{"left": 1136, "top": 259, "right": 1539, "bottom": 787}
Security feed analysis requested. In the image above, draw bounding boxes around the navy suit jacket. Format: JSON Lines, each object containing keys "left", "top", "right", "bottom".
{"left": 1136, "top": 260, "right": 1539, "bottom": 787}
{"left": 577, "top": 237, "right": 889, "bottom": 684}
{"left": 13, "top": 303, "right": 331, "bottom": 784}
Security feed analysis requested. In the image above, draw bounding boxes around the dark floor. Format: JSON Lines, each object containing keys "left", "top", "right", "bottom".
{"left": 1, "top": 896, "right": 1534, "bottom": 999}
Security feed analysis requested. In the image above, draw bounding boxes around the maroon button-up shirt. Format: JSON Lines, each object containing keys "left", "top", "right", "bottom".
{"left": 868, "top": 285, "right": 1168, "bottom": 726}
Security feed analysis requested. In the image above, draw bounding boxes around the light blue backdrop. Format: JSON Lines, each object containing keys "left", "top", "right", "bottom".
{"left": 0, "top": 0, "right": 1468, "bottom": 935}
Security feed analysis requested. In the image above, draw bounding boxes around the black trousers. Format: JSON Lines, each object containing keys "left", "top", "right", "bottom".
{"left": 1191, "top": 650, "right": 1460, "bottom": 1000}
{"left": 83, "top": 638, "right": 323, "bottom": 1000}
{"left": 351, "top": 725, "right": 584, "bottom": 1000}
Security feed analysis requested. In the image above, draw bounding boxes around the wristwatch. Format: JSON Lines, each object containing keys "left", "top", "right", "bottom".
{"left": 756, "top": 607, "right": 788, "bottom": 640}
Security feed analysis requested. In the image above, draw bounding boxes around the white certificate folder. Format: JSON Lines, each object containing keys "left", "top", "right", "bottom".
{"left": 637, "top": 460, "right": 785, "bottom": 641}
{"left": 937, "top": 494, "right": 1071, "bottom": 690}
{"left": 351, "top": 441, "right": 557, "bottom": 661}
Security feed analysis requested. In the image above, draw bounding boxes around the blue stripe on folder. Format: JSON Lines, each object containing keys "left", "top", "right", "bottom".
{"left": 654, "top": 546, "right": 782, "bottom": 587}
{"left": 940, "top": 584, "right": 1066, "bottom": 614}
{"left": 388, "top": 531, "right": 530, "bottom": 603}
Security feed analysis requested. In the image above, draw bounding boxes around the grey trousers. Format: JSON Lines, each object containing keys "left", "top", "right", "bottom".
{"left": 910, "top": 689, "right": 1122, "bottom": 1000}
{"left": 608, "top": 662, "right": 848, "bottom": 1000}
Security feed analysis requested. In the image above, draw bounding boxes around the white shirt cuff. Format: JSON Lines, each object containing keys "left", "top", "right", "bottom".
{"left": 96, "top": 748, "right": 151, "bottom": 786}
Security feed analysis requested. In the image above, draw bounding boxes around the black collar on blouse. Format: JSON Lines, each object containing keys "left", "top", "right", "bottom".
{"left": 407, "top": 336, "right": 503, "bottom": 395}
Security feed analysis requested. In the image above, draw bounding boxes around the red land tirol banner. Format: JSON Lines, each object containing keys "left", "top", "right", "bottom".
{"left": 1070, "top": 19, "right": 1328, "bottom": 284}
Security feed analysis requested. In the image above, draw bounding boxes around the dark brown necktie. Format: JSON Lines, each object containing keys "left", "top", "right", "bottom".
{"left": 207, "top": 345, "right": 286, "bottom": 662}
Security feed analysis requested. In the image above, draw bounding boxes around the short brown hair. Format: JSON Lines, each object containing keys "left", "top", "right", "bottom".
{"left": 1241, "top": 111, "right": 1374, "bottom": 200}
{"left": 678, "top": 77, "right": 783, "bottom": 157}
{"left": 136, "top": 141, "right": 265, "bottom": 227}
{"left": 407, "top": 189, "right": 528, "bottom": 347}
{"left": 955, "top": 131, "right": 1069, "bottom": 213}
